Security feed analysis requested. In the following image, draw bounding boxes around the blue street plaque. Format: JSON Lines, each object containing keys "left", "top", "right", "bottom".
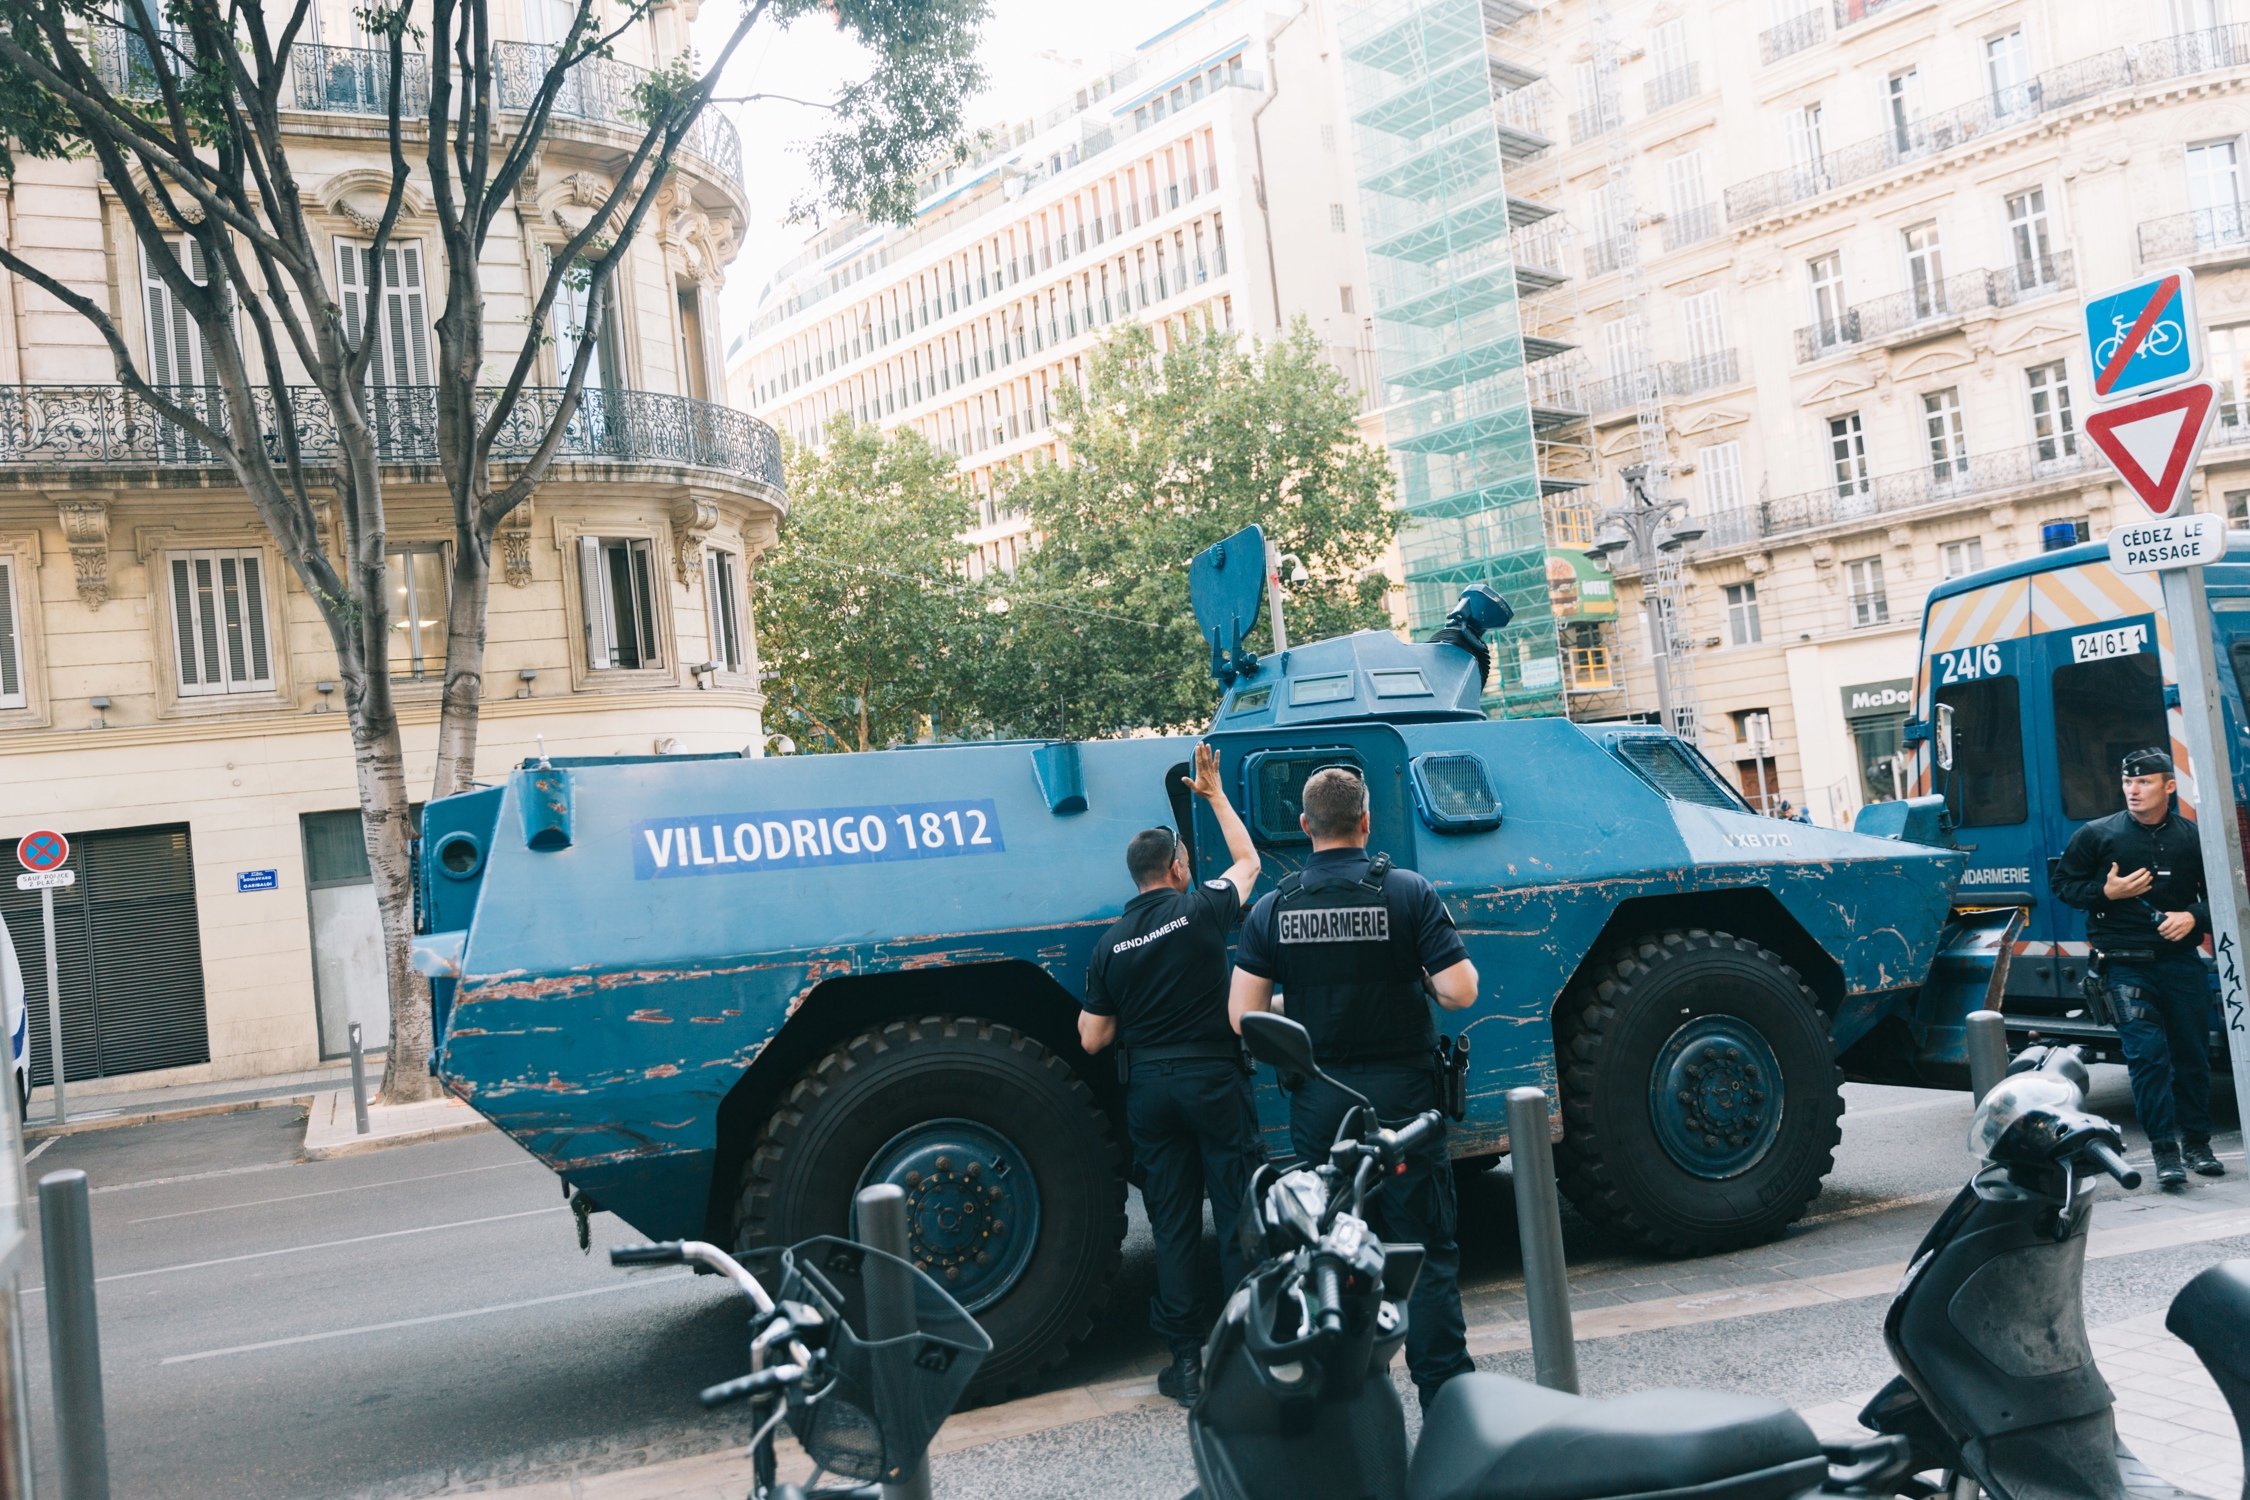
{"left": 237, "top": 869, "right": 279, "bottom": 893}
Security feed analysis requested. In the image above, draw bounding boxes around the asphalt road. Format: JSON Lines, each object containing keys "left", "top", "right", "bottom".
{"left": 12, "top": 1070, "right": 2244, "bottom": 1498}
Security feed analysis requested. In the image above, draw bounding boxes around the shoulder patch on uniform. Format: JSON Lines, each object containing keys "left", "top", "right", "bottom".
{"left": 1205, "top": 879, "right": 1231, "bottom": 891}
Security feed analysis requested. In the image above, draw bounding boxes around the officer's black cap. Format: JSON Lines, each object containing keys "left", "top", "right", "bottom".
{"left": 2122, "top": 747, "right": 2175, "bottom": 778}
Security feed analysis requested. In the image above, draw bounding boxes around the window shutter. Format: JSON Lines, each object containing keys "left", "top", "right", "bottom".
{"left": 578, "top": 535, "right": 615, "bottom": 669}
{"left": 395, "top": 242, "right": 431, "bottom": 385}
{"left": 234, "top": 552, "right": 272, "bottom": 685}
{"left": 335, "top": 239, "right": 368, "bottom": 356}
{"left": 0, "top": 558, "right": 20, "bottom": 706}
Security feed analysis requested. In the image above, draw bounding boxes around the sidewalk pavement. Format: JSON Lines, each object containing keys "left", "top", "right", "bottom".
{"left": 489, "top": 1203, "right": 2250, "bottom": 1499}
{"left": 299, "top": 1085, "right": 492, "bottom": 1160}
{"left": 23, "top": 1060, "right": 361, "bottom": 1140}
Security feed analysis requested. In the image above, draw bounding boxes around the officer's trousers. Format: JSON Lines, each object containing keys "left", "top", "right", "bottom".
{"left": 2109, "top": 956, "right": 2216, "bottom": 1148}
{"left": 1289, "top": 1063, "right": 1474, "bottom": 1405}
{"left": 1127, "top": 1057, "right": 1262, "bottom": 1356}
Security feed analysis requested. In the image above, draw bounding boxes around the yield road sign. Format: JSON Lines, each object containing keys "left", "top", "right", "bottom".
{"left": 15, "top": 829, "right": 68, "bottom": 874}
{"left": 2108, "top": 512, "right": 2225, "bottom": 574}
{"left": 15, "top": 869, "right": 75, "bottom": 892}
{"left": 2085, "top": 268, "right": 2200, "bottom": 401}
{"left": 2084, "top": 382, "right": 2218, "bottom": 517}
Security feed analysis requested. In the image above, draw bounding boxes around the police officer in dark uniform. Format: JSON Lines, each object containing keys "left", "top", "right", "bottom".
{"left": 1079, "top": 742, "right": 1266, "bottom": 1406}
{"left": 2054, "top": 747, "right": 2223, "bottom": 1188}
{"left": 1227, "top": 765, "right": 1479, "bottom": 1412}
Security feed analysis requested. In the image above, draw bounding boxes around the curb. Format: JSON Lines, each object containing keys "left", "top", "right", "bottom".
{"left": 301, "top": 1116, "right": 496, "bottom": 1161}
{"left": 24, "top": 1092, "right": 318, "bottom": 1142}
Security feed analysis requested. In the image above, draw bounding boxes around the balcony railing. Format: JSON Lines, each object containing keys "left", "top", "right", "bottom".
{"left": 1583, "top": 351, "right": 1741, "bottom": 415}
{"left": 1569, "top": 103, "right": 1622, "bottom": 145}
{"left": 1728, "top": 26, "right": 2250, "bottom": 223}
{"left": 1644, "top": 64, "right": 1701, "bottom": 114}
{"left": 84, "top": 29, "right": 742, "bottom": 192}
{"left": 1793, "top": 255, "right": 2074, "bottom": 362}
{"left": 1700, "top": 435, "right": 2097, "bottom": 550}
{"left": 2137, "top": 203, "right": 2250, "bottom": 264}
{"left": 1662, "top": 203, "right": 1720, "bottom": 250}
{"left": 1759, "top": 10, "right": 1825, "bottom": 64}
{"left": 1585, "top": 230, "right": 1635, "bottom": 277}
{"left": 0, "top": 385, "right": 783, "bottom": 492}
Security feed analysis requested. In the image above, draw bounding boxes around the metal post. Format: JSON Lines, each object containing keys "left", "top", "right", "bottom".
{"left": 347, "top": 1022, "right": 371, "bottom": 1136}
{"left": 1642, "top": 586, "right": 1675, "bottom": 735}
{"left": 1965, "top": 1009, "right": 2010, "bottom": 1104}
{"left": 39, "top": 1170, "right": 108, "bottom": 1500}
{"left": 856, "top": 1183, "right": 932, "bottom": 1500}
{"left": 1506, "top": 1087, "right": 1579, "bottom": 1393}
{"left": 1264, "top": 537, "right": 1289, "bottom": 655}
{"left": 2159, "top": 564, "right": 2250, "bottom": 1113}
{"left": 41, "top": 887, "right": 63, "bottom": 1127}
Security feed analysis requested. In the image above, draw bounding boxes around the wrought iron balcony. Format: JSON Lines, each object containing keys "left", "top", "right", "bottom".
{"left": 1585, "top": 230, "right": 1635, "bottom": 277}
{"left": 1569, "top": 103, "right": 1622, "bottom": 145}
{"left": 1583, "top": 351, "right": 1740, "bottom": 415}
{"left": 1644, "top": 64, "right": 1701, "bottom": 114}
{"left": 1759, "top": 10, "right": 1825, "bottom": 64}
{"left": 85, "top": 29, "right": 742, "bottom": 193}
{"left": 2136, "top": 203, "right": 2250, "bottom": 264}
{"left": 1793, "top": 255, "right": 2073, "bottom": 362}
{"left": 1728, "top": 27, "right": 2250, "bottom": 223}
{"left": 1661, "top": 203, "right": 1719, "bottom": 251}
{"left": 0, "top": 384, "right": 783, "bottom": 494}
{"left": 1699, "top": 435, "right": 2098, "bottom": 551}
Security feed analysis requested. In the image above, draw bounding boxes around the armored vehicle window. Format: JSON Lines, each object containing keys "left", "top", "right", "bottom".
{"left": 1289, "top": 674, "right": 1353, "bottom": 706}
{"left": 1371, "top": 670, "right": 1431, "bottom": 698}
{"left": 1229, "top": 685, "right": 1273, "bottom": 714}
{"left": 1247, "top": 751, "right": 1359, "bottom": 843}
{"left": 2052, "top": 652, "right": 2167, "bottom": 821}
{"left": 1611, "top": 737, "right": 1746, "bottom": 811}
{"left": 1934, "top": 676, "right": 2026, "bottom": 826}
{"left": 1411, "top": 753, "right": 1501, "bottom": 831}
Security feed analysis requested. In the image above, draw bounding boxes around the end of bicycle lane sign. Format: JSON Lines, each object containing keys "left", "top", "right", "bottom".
{"left": 2084, "top": 268, "right": 2201, "bottom": 400}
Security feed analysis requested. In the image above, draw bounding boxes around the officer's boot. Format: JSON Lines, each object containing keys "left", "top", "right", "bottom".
{"left": 1157, "top": 1349, "right": 1203, "bottom": 1407}
{"left": 2153, "top": 1140, "right": 2189, "bottom": 1189}
{"left": 2184, "top": 1138, "right": 2227, "bottom": 1177}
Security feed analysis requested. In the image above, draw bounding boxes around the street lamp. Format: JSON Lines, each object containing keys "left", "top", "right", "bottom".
{"left": 1263, "top": 542, "right": 1311, "bottom": 652}
{"left": 1597, "top": 464, "right": 1702, "bottom": 738}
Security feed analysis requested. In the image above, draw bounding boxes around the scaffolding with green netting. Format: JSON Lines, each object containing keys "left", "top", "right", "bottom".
{"left": 1341, "top": 0, "right": 1563, "bottom": 717}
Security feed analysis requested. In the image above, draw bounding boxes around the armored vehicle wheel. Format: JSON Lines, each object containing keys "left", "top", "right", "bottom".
{"left": 733, "top": 1016, "right": 1125, "bottom": 1399}
{"left": 1554, "top": 929, "right": 1842, "bottom": 1256}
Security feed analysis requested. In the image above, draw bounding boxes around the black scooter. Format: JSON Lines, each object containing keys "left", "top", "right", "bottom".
{"left": 1187, "top": 1017, "right": 2250, "bottom": 1500}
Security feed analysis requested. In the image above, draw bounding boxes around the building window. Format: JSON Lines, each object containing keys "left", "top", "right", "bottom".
{"left": 2026, "top": 360, "right": 2077, "bottom": 461}
{"left": 168, "top": 548, "right": 275, "bottom": 696}
{"left": 1923, "top": 387, "right": 1968, "bottom": 483}
{"left": 1941, "top": 538, "right": 1986, "bottom": 579}
{"left": 2228, "top": 489, "right": 2250, "bottom": 526}
{"left": 1700, "top": 440, "right": 1744, "bottom": 509}
{"left": 1902, "top": 221, "right": 1945, "bottom": 318}
{"left": 1986, "top": 29, "right": 2031, "bottom": 113}
{"left": 1681, "top": 289, "right": 1726, "bottom": 370}
{"left": 577, "top": 536, "right": 661, "bottom": 671}
{"left": 336, "top": 239, "right": 432, "bottom": 386}
{"left": 2006, "top": 187, "right": 2053, "bottom": 287}
{"left": 1725, "top": 582, "right": 1762, "bottom": 646}
{"left": 1886, "top": 67, "right": 1924, "bottom": 155}
{"left": 1808, "top": 251, "right": 1847, "bottom": 349}
{"left": 1329, "top": 203, "right": 1346, "bottom": 232}
{"left": 1787, "top": 102, "right": 1828, "bottom": 192}
{"left": 705, "top": 548, "right": 747, "bottom": 672}
{"left": 1845, "top": 555, "right": 1889, "bottom": 628}
{"left": 1829, "top": 411, "right": 1870, "bottom": 502}
{"left": 384, "top": 546, "right": 446, "bottom": 681}
{"left": 0, "top": 555, "right": 21, "bottom": 709}
{"left": 1339, "top": 285, "right": 1354, "bottom": 314}
{"left": 2187, "top": 138, "right": 2246, "bottom": 249}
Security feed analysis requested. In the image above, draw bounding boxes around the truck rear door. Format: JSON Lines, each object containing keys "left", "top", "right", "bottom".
{"left": 1931, "top": 632, "right": 2052, "bottom": 1002}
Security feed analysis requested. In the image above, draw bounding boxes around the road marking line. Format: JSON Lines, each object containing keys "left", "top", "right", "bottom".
{"left": 23, "top": 1207, "right": 564, "bottom": 1296}
{"left": 126, "top": 1162, "right": 522, "bottom": 1224}
{"left": 24, "top": 1138, "right": 56, "bottom": 1166}
{"left": 1842, "top": 1096, "right": 1969, "bottom": 1120}
{"left": 159, "top": 1272, "right": 695, "bottom": 1365}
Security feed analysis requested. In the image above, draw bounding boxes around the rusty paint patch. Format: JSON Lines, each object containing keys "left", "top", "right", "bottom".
{"left": 644, "top": 1063, "right": 682, "bottom": 1078}
{"left": 627, "top": 1009, "right": 673, "bottom": 1024}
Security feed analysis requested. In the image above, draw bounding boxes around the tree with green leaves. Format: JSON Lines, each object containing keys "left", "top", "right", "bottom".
{"left": 978, "top": 320, "right": 1396, "bottom": 740}
{"left": 0, "top": 0, "right": 984, "bottom": 1098}
{"left": 758, "top": 419, "right": 988, "bottom": 753}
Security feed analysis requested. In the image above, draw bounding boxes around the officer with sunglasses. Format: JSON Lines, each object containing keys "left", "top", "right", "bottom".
{"left": 1079, "top": 742, "right": 1265, "bottom": 1406}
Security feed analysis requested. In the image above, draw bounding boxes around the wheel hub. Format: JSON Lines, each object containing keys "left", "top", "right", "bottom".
{"left": 856, "top": 1119, "right": 1039, "bottom": 1314}
{"left": 1648, "top": 1017, "right": 1784, "bottom": 1180}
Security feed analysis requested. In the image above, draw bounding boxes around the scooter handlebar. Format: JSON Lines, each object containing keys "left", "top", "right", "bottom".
{"left": 1311, "top": 1261, "right": 1345, "bottom": 1337}
{"left": 1383, "top": 1111, "right": 1443, "bottom": 1163}
{"left": 2087, "top": 1140, "right": 2142, "bottom": 1190}
{"left": 610, "top": 1242, "right": 685, "bottom": 1265}
{"left": 698, "top": 1363, "right": 802, "bottom": 1408}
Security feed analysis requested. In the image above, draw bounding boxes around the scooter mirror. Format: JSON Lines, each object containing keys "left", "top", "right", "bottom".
{"left": 1242, "top": 1012, "right": 1320, "bottom": 1080}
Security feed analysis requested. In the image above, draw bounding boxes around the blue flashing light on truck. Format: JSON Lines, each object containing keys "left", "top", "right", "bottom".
{"left": 415, "top": 525, "right": 1988, "bottom": 1397}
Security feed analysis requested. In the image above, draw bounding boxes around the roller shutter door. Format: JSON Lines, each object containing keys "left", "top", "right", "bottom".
{"left": 0, "top": 825, "right": 209, "bottom": 1083}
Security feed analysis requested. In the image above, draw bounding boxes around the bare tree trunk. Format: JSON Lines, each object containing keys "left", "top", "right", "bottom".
{"left": 354, "top": 704, "right": 433, "bottom": 1102}
{"left": 432, "top": 526, "right": 494, "bottom": 799}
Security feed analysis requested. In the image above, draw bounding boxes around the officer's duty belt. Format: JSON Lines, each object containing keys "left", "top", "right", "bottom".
{"left": 1123, "top": 1040, "right": 1243, "bottom": 1066}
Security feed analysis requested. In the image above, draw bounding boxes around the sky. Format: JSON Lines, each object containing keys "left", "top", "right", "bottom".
{"left": 697, "top": 0, "right": 1174, "bottom": 346}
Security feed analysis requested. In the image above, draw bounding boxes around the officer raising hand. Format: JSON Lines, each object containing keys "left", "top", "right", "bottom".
{"left": 1227, "top": 766, "right": 1478, "bottom": 1412}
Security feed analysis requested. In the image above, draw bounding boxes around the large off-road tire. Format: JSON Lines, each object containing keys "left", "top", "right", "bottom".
{"left": 734, "top": 1016, "right": 1125, "bottom": 1400}
{"left": 1554, "top": 929, "right": 1843, "bottom": 1256}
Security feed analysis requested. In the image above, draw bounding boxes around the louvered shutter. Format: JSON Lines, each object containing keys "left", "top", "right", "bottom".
{"left": 0, "top": 558, "right": 20, "bottom": 707}
{"left": 170, "top": 549, "right": 273, "bottom": 695}
{"left": 578, "top": 535, "right": 616, "bottom": 669}
{"left": 336, "top": 238, "right": 369, "bottom": 357}
{"left": 391, "top": 242, "right": 431, "bottom": 385}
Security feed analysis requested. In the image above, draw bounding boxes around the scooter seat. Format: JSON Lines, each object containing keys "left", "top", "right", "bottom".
{"left": 1407, "top": 1373, "right": 1826, "bottom": 1500}
{"left": 2166, "top": 1259, "right": 2250, "bottom": 1387}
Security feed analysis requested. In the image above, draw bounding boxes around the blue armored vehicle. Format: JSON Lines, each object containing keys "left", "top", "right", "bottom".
{"left": 416, "top": 526, "right": 1979, "bottom": 1397}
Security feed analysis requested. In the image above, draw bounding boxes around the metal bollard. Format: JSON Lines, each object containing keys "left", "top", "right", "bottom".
{"left": 39, "top": 1170, "right": 109, "bottom": 1500}
{"left": 1506, "top": 1087, "right": 1579, "bottom": 1394}
{"left": 1966, "top": 1009, "right": 2010, "bottom": 1104}
{"left": 856, "top": 1183, "right": 932, "bottom": 1500}
{"left": 348, "top": 1022, "right": 371, "bottom": 1135}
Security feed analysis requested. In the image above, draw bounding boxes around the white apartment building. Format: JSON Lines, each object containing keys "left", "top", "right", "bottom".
{"left": 1507, "top": 0, "right": 2250, "bottom": 825}
{"left": 731, "top": 0, "right": 1378, "bottom": 572}
{"left": 0, "top": 4, "right": 780, "bottom": 1090}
